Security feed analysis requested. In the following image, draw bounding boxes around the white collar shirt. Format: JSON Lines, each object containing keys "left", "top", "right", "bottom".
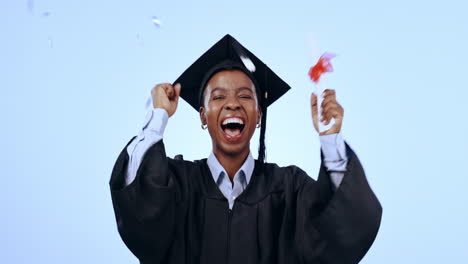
{"left": 207, "top": 152, "right": 255, "bottom": 209}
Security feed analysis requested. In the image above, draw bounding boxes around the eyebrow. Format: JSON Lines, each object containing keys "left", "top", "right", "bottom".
{"left": 210, "top": 87, "right": 254, "bottom": 94}
{"left": 237, "top": 87, "right": 254, "bottom": 93}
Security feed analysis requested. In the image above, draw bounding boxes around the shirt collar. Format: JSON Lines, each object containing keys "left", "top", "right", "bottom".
{"left": 207, "top": 151, "right": 255, "bottom": 185}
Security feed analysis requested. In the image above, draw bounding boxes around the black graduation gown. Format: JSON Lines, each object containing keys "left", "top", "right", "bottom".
{"left": 109, "top": 140, "right": 382, "bottom": 264}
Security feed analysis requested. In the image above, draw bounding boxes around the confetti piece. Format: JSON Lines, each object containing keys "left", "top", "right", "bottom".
{"left": 309, "top": 52, "right": 336, "bottom": 83}
{"left": 27, "top": 0, "right": 34, "bottom": 14}
{"left": 42, "top": 11, "right": 50, "bottom": 17}
{"left": 240, "top": 56, "right": 256, "bottom": 73}
{"left": 145, "top": 96, "right": 152, "bottom": 109}
{"left": 151, "top": 16, "right": 161, "bottom": 27}
{"left": 232, "top": 40, "right": 256, "bottom": 72}
{"left": 135, "top": 33, "right": 145, "bottom": 47}
{"left": 48, "top": 36, "right": 53, "bottom": 48}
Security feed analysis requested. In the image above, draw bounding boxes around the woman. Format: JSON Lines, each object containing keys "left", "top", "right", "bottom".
{"left": 110, "top": 34, "right": 382, "bottom": 264}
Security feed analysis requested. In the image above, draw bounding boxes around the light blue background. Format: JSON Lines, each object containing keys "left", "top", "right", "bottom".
{"left": 2, "top": 0, "right": 467, "bottom": 263}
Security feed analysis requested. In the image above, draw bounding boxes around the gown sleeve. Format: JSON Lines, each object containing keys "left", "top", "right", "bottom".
{"left": 298, "top": 143, "right": 382, "bottom": 263}
{"left": 109, "top": 139, "right": 186, "bottom": 263}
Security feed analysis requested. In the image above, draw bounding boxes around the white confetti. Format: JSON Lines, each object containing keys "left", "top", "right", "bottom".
{"left": 240, "top": 56, "right": 256, "bottom": 73}
{"left": 145, "top": 96, "right": 152, "bottom": 109}
{"left": 136, "top": 33, "right": 144, "bottom": 46}
{"left": 27, "top": 0, "right": 34, "bottom": 14}
{"left": 232, "top": 41, "right": 256, "bottom": 73}
{"left": 48, "top": 36, "right": 53, "bottom": 48}
{"left": 151, "top": 16, "right": 161, "bottom": 27}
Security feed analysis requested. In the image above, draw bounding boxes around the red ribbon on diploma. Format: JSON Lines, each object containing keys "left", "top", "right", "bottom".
{"left": 309, "top": 52, "right": 336, "bottom": 83}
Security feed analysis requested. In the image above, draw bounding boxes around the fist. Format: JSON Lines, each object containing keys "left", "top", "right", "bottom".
{"left": 311, "top": 89, "right": 344, "bottom": 135}
{"left": 151, "top": 83, "right": 181, "bottom": 117}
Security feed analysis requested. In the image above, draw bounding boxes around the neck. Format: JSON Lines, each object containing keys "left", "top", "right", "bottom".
{"left": 213, "top": 148, "right": 250, "bottom": 183}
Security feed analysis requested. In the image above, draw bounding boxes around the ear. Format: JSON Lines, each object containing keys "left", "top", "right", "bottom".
{"left": 199, "top": 106, "right": 207, "bottom": 125}
{"left": 257, "top": 106, "right": 262, "bottom": 125}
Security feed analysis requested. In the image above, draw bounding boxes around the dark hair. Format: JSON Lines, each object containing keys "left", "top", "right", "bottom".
{"left": 257, "top": 66, "right": 268, "bottom": 165}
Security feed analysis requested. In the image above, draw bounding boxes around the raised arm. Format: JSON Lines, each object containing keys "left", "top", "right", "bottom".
{"left": 298, "top": 90, "right": 382, "bottom": 263}
{"left": 109, "top": 83, "right": 184, "bottom": 263}
{"left": 126, "top": 82, "right": 181, "bottom": 185}
{"left": 312, "top": 89, "right": 347, "bottom": 189}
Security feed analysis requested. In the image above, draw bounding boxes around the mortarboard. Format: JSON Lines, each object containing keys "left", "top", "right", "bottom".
{"left": 173, "top": 34, "right": 291, "bottom": 163}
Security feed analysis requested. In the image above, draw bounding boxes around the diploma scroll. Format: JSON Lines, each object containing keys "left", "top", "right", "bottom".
{"left": 314, "top": 76, "right": 335, "bottom": 133}
{"left": 309, "top": 52, "right": 336, "bottom": 133}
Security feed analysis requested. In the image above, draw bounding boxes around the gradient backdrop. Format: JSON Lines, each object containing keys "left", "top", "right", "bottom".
{"left": 2, "top": 0, "right": 467, "bottom": 263}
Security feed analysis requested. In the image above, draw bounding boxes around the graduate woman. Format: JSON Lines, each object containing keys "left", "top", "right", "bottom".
{"left": 110, "top": 35, "right": 382, "bottom": 264}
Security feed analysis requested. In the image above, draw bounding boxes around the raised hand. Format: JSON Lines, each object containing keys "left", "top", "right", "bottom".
{"left": 311, "top": 89, "right": 344, "bottom": 135}
{"left": 151, "top": 83, "right": 181, "bottom": 117}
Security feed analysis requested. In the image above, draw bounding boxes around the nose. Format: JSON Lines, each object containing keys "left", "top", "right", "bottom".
{"left": 225, "top": 96, "right": 241, "bottom": 111}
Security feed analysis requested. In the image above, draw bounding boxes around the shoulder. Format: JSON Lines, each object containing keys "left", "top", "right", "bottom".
{"left": 166, "top": 155, "right": 205, "bottom": 174}
{"left": 260, "top": 161, "right": 315, "bottom": 191}
{"left": 263, "top": 161, "right": 309, "bottom": 178}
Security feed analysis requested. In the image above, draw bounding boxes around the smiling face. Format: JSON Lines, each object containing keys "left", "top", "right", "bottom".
{"left": 200, "top": 69, "right": 261, "bottom": 158}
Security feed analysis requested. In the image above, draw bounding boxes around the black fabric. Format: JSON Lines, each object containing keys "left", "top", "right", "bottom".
{"left": 110, "top": 141, "right": 382, "bottom": 264}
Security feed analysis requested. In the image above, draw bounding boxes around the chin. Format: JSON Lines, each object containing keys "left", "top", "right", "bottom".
{"left": 215, "top": 140, "right": 250, "bottom": 157}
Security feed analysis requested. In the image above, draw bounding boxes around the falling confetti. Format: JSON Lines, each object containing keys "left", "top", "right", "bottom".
{"left": 136, "top": 33, "right": 144, "bottom": 46}
{"left": 26, "top": 1, "right": 53, "bottom": 48}
{"left": 145, "top": 96, "right": 152, "bottom": 109}
{"left": 308, "top": 52, "right": 336, "bottom": 83}
{"left": 47, "top": 36, "right": 53, "bottom": 48}
{"left": 232, "top": 40, "right": 256, "bottom": 73}
{"left": 151, "top": 16, "right": 161, "bottom": 28}
{"left": 240, "top": 56, "right": 256, "bottom": 73}
{"left": 27, "top": 0, "right": 34, "bottom": 14}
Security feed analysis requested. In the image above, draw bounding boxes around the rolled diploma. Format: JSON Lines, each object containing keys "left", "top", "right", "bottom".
{"left": 315, "top": 75, "right": 335, "bottom": 133}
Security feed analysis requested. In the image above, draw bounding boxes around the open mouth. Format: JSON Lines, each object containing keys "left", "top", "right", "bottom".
{"left": 221, "top": 117, "right": 245, "bottom": 141}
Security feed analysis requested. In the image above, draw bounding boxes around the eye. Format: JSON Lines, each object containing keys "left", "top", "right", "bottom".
{"left": 239, "top": 94, "right": 253, "bottom": 99}
{"left": 212, "top": 95, "right": 225, "bottom": 100}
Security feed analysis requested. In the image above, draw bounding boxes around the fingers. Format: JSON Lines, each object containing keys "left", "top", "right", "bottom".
{"left": 165, "top": 83, "right": 182, "bottom": 101}
{"left": 321, "top": 107, "right": 343, "bottom": 124}
{"left": 164, "top": 84, "right": 175, "bottom": 99}
{"left": 152, "top": 83, "right": 180, "bottom": 100}
{"left": 174, "top": 83, "right": 181, "bottom": 97}
{"left": 323, "top": 89, "right": 335, "bottom": 97}
{"left": 173, "top": 83, "right": 181, "bottom": 104}
{"left": 319, "top": 89, "right": 343, "bottom": 124}
{"left": 322, "top": 102, "right": 343, "bottom": 117}
{"left": 311, "top": 89, "right": 344, "bottom": 134}
{"left": 311, "top": 92, "right": 318, "bottom": 106}
{"left": 152, "top": 83, "right": 169, "bottom": 97}
{"left": 321, "top": 103, "right": 344, "bottom": 123}
{"left": 311, "top": 93, "right": 318, "bottom": 114}
{"left": 321, "top": 89, "right": 336, "bottom": 109}
{"left": 310, "top": 92, "right": 320, "bottom": 132}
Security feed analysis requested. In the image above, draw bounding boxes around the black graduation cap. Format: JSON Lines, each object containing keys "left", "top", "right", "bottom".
{"left": 174, "top": 34, "right": 291, "bottom": 163}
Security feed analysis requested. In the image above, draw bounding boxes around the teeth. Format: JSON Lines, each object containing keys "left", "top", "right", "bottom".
{"left": 222, "top": 117, "right": 244, "bottom": 125}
